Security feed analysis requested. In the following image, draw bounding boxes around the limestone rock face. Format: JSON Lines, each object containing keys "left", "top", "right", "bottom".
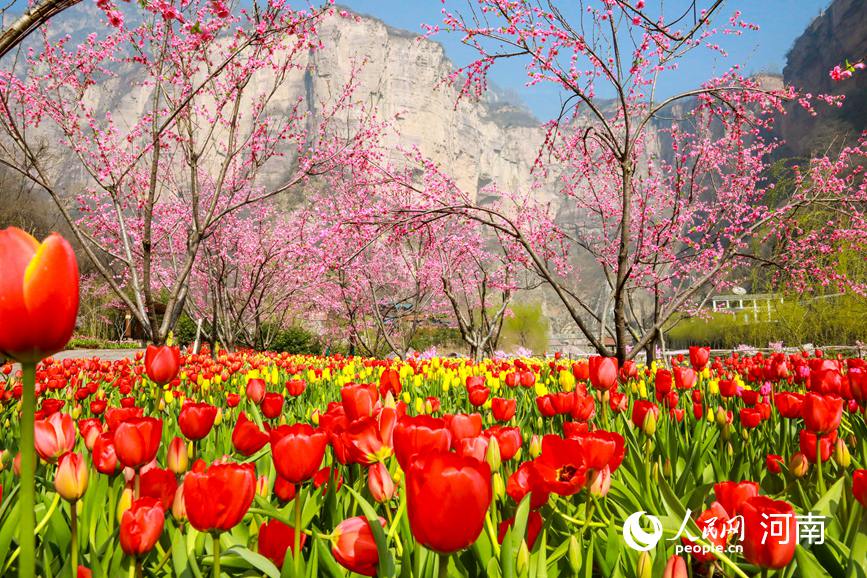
{"left": 780, "top": 0, "right": 867, "bottom": 156}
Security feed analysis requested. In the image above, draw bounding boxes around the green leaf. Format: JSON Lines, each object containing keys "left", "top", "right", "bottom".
{"left": 343, "top": 485, "right": 396, "bottom": 578}
{"left": 225, "top": 545, "right": 281, "bottom": 578}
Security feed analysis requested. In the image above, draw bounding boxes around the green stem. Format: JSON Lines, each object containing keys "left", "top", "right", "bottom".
{"left": 212, "top": 534, "right": 221, "bottom": 578}
{"left": 438, "top": 553, "right": 449, "bottom": 578}
{"left": 816, "top": 439, "right": 826, "bottom": 496}
{"left": 19, "top": 362, "right": 36, "bottom": 578}
{"left": 70, "top": 502, "right": 78, "bottom": 577}
{"left": 293, "top": 490, "right": 302, "bottom": 576}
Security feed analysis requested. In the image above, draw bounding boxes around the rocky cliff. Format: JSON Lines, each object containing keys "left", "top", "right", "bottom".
{"left": 780, "top": 0, "right": 867, "bottom": 156}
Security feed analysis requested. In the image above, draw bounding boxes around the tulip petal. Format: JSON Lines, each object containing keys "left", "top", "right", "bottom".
{"left": 20, "top": 233, "right": 79, "bottom": 358}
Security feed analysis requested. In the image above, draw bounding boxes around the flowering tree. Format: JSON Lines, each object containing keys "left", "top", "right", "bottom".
{"left": 183, "top": 207, "right": 320, "bottom": 351}
{"left": 0, "top": 0, "right": 372, "bottom": 344}
{"left": 402, "top": 0, "right": 866, "bottom": 361}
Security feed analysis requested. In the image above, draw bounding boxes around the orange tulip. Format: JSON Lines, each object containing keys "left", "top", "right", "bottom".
{"left": 0, "top": 227, "right": 79, "bottom": 363}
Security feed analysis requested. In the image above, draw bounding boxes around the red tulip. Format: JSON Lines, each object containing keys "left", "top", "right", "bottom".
{"left": 184, "top": 462, "right": 256, "bottom": 532}
{"left": 801, "top": 393, "right": 843, "bottom": 434}
{"left": 468, "top": 385, "right": 490, "bottom": 406}
{"left": 0, "top": 228, "right": 79, "bottom": 363}
{"left": 139, "top": 467, "right": 178, "bottom": 512}
{"left": 144, "top": 345, "right": 180, "bottom": 386}
{"left": 497, "top": 511, "right": 543, "bottom": 549}
{"left": 655, "top": 369, "right": 673, "bottom": 394}
{"left": 341, "top": 383, "right": 379, "bottom": 421}
{"left": 854, "top": 470, "right": 867, "bottom": 508}
{"left": 713, "top": 480, "right": 759, "bottom": 517}
{"left": 766, "top": 454, "right": 783, "bottom": 475}
{"left": 689, "top": 346, "right": 710, "bottom": 371}
{"left": 226, "top": 393, "right": 240, "bottom": 408}
{"left": 491, "top": 398, "right": 517, "bottom": 422}
{"left": 739, "top": 407, "right": 762, "bottom": 429}
{"left": 178, "top": 402, "right": 217, "bottom": 441}
{"left": 589, "top": 356, "right": 618, "bottom": 390}
{"left": 506, "top": 461, "right": 550, "bottom": 509}
{"left": 232, "top": 412, "right": 269, "bottom": 456}
{"left": 119, "top": 497, "right": 165, "bottom": 557}
{"left": 286, "top": 379, "right": 306, "bottom": 396}
{"left": 258, "top": 519, "right": 306, "bottom": 568}
{"left": 672, "top": 366, "right": 697, "bottom": 390}
{"left": 774, "top": 391, "right": 804, "bottom": 418}
{"left": 245, "top": 378, "right": 266, "bottom": 404}
{"left": 485, "top": 426, "right": 522, "bottom": 461}
{"left": 166, "top": 436, "right": 188, "bottom": 474}
{"left": 631, "top": 400, "right": 659, "bottom": 433}
{"left": 105, "top": 406, "right": 143, "bottom": 432}
{"left": 331, "top": 516, "right": 386, "bottom": 576}
{"left": 92, "top": 432, "right": 118, "bottom": 474}
{"left": 260, "top": 393, "right": 285, "bottom": 420}
{"left": 273, "top": 476, "right": 296, "bottom": 503}
{"left": 393, "top": 415, "right": 451, "bottom": 470}
{"left": 114, "top": 417, "right": 162, "bottom": 469}
{"left": 663, "top": 555, "right": 688, "bottom": 578}
{"left": 379, "top": 367, "right": 401, "bottom": 397}
{"left": 270, "top": 424, "right": 328, "bottom": 483}
{"left": 368, "top": 462, "right": 395, "bottom": 503}
{"left": 34, "top": 412, "right": 75, "bottom": 462}
{"left": 54, "top": 452, "right": 89, "bottom": 501}
{"left": 406, "top": 451, "right": 491, "bottom": 553}
{"left": 682, "top": 502, "right": 729, "bottom": 562}
{"left": 531, "top": 435, "right": 589, "bottom": 496}
{"left": 799, "top": 429, "right": 837, "bottom": 463}
{"left": 447, "top": 413, "right": 483, "bottom": 446}
{"left": 741, "top": 496, "right": 796, "bottom": 569}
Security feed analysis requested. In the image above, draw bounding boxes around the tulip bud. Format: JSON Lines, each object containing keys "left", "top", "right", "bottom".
{"left": 642, "top": 410, "right": 657, "bottom": 436}
{"left": 567, "top": 535, "right": 581, "bottom": 574}
{"left": 256, "top": 475, "right": 270, "bottom": 498}
{"left": 637, "top": 552, "right": 652, "bottom": 578}
{"left": 213, "top": 407, "right": 223, "bottom": 426}
{"left": 368, "top": 462, "right": 395, "bottom": 503}
{"left": 789, "top": 453, "right": 809, "bottom": 478}
{"left": 516, "top": 540, "right": 530, "bottom": 576}
{"left": 726, "top": 441, "right": 733, "bottom": 457}
{"left": 663, "top": 555, "right": 688, "bottom": 578}
{"left": 492, "top": 472, "right": 505, "bottom": 500}
{"left": 116, "top": 488, "right": 133, "bottom": 523}
{"left": 662, "top": 458, "right": 671, "bottom": 479}
{"left": 651, "top": 461, "right": 659, "bottom": 483}
{"left": 587, "top": 466, "right": 611, "bottom": 498}
{"left": 833, "top": 439, "right": 851, "bottom": 468}
{"left": 55, "top": 452, "right": 89, "bottom": 502}
{"left": 71, "top": 405, "right": 82, "bottom": 419}
{"left": 529, "top": 435, "right": 542, "bottom": 458}
{"left": 384, "top": 391, "right": 396, "bottom": 409}
{"left": 722, "top": 423, "right": 731, "bottom": 441}
{"left": 167, "top": 436, "right": 188, "bottom": 475}
{"left": 715, "top": 406, "right": 728, "bottom": 428}
{"left": 486, "top": 436, "right": 502, "bottom": 471}
{"left": 172, "top": 484, "right": 187, "bottom": 520}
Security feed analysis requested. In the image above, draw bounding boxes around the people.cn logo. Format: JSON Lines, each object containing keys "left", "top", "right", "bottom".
{"left": 622, "top": 511, "right": 663, "bottom": 551}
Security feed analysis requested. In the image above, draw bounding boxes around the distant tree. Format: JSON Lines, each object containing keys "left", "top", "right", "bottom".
{"left": 502, "top": 301, "right": 549, "bottom": 354}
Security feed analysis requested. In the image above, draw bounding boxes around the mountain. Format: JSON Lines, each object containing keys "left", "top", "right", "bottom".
{"left": 780, "top": 0, "right": 867, "bottom": 156}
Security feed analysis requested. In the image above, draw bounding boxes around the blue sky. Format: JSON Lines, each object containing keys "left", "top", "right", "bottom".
{"left": 340, "top": 0, "right": 831, "bottom": 120}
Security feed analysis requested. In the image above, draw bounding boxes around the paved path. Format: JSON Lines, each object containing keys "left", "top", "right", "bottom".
{"left": 4, "top": 348, "right": 142, "bottom": 371}
{"left": 48, "top": 348, "right": 142, "bottom": 362}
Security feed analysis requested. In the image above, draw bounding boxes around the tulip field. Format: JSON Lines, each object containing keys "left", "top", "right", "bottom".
{"left": 0, "top": 342, "right": 865, "bottom": 577}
